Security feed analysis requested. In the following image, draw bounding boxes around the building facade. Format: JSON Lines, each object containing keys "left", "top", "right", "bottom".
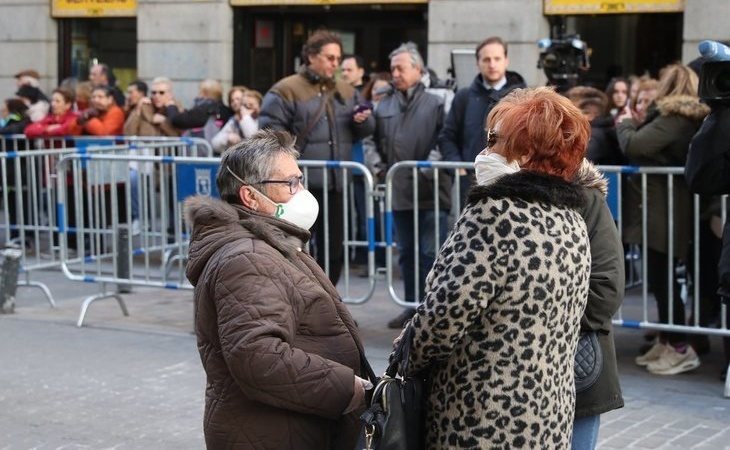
{"left": 0, "top": 0, "right": 727, "bottom": 106}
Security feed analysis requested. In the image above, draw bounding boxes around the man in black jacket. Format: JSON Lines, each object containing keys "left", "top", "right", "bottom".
{"left": 171, "top": 79, "right": 232, "bottom": 141}
{"left": 685, "top": 103, "right": 730, "bottom": 377}
{"left": 438, "top": 36, "right": 526, "bottom": 207}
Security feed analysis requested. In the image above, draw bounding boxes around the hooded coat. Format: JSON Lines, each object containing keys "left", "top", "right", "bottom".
{"left": 617, "top": 95, "right": 710, "bottom": 258}
{"left": 404, "top": 171, "right": 591, "bottom": 449}
{"left": 572, "top": 160, "right": 625, "bottom": 419}
{"left": 185, "top": 196, "right": 367, "bottom": 450}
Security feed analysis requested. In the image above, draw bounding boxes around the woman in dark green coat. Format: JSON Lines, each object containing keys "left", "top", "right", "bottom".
{"left": 617, "top": 64, "right": 709, "bottom": 376}
{"left": 571, "top": 160, "right": 626, "bottom": 449}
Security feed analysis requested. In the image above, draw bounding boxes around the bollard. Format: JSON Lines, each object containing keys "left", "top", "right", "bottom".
{"left": 115, "top": 225, "right": 132, "bottom": 294}
{"left": 725, "top": 362, "right": 730, "bottom": 398}
{"left": 0, "top": 248, "right": 22, "bottom": 314}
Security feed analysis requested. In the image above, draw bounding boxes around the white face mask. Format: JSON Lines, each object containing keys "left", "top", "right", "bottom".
{"left": 227, "top": 165, "right": 319, "bottom": 230}
{"left": 258, "top": 188, "right": 320, "bottom": 230}
{"left": 474, "top": 150, "right": 520, "bottom": 186}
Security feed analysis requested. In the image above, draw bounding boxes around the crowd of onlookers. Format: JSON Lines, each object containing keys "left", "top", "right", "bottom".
{"left": 1, "top": 35, "right": 727, "bottom": 383}
{"left": 3, "top": 31, "right": 730, "bottom": 450}
{"left": 0, "top": 66, "right": 263, "bottom": 155}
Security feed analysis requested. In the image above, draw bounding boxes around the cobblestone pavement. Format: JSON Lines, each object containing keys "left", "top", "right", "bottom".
{"left": 1, "top": 269, "right": 729, "bottom": 449}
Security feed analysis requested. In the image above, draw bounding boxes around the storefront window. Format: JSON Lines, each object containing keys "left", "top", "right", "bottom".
{"left": 59, "top": 18, "right": 137, "bottom": 87}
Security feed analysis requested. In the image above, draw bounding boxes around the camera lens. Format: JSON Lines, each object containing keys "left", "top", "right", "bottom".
{"left": 716, "top": 68, "right": 730, "bottom": 96}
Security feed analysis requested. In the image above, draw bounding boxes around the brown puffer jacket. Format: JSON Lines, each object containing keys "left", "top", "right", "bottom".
{"left": 185, "top": 195, "right": 366, "bottom": 450}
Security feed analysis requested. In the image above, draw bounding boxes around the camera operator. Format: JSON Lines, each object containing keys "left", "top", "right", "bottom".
{"left": 685, "top": 98, "right": 730, "bottom": 379}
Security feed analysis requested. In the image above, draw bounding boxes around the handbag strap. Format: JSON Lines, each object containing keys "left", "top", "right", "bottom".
{"left": 360, "top": 351, "right": 378, "bottom": 385}
{"left": 386, "top": 324, "right": 415, "bottom": 377}
{"left": 298, "top": 89, "right": 332, "bottom": 152}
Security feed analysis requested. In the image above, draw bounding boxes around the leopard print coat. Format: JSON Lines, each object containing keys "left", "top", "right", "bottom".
{"left": 405, "top": 171, "right": 591, "bottom": 449}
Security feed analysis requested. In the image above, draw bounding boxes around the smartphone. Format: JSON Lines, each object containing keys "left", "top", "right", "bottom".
{"left": 353, "top": 101, "right": 373, "bottom": 115}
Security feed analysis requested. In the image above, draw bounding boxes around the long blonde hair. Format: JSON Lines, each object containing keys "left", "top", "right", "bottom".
{"left": 656, "top": 64, "right": 699, "bottom": 99}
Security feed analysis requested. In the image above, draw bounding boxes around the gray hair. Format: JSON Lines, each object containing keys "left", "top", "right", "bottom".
{"left": 217, "top": 130, "right": 300, "bottom": 204}
{"left": 389, "top": 42, "right": 425, "bottom": 74}
{"left": 152, "top": 76, "right": 173, "bottom": 92}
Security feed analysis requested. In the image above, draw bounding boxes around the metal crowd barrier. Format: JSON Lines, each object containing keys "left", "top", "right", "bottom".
{"left": 299, "top": 160, "right": 377, "bottom": 304}
{"left": 1, "top": 134, "right": 213, "bottom": 158}
{"left": 598, "top": 166, "right": 730, "bottom": 339}
{"left": 0, "top": 144, "right": 135, "bottom": 306}
{"left": 56, "top": 154, "right": 377, "bottom": 327}
{"left": 384, "top": 160, "right": 473, "bottom": 308}
{"left": 0, "top": 136, "right": 215, "bottom": 308}
{"left": 384, "top": 162, "right": 730, "bottom": 343}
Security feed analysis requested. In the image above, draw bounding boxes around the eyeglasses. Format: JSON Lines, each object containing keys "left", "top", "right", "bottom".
{"left": 258, "top": 175, "right": 305, "bottom": 195}
{"left": 320, "top": 53, "right": 342, "bottom": 64}
{"left": 151, "top": 90, "right": 166, "bottom": 96}
{"left": 485, "top": 128, "right": 499, "bottom": 148}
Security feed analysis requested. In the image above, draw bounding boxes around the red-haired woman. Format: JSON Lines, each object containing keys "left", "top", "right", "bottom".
{"left": 396, "top": 87, "right": 592, "bottom": 449}
{"left": 24, "top": 88, "right": 81, "bottom": 138}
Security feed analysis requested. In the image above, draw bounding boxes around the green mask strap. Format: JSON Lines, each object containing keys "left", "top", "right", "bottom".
{"left": 274, "top": 204, "right": 285, "bottom": 218}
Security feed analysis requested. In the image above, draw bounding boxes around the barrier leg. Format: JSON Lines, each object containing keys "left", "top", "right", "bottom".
{"left": 725, "top": 362, "right": 730, "bottom": 398}
{"left": 17, "top": 279, "right": 56, "bottom": 308}
{"left": 0, "top": 248, "right": 22, "bottom": 313}
{"left": 76, "top": 282, "right": 129, "bottom": 328}
{"left": 116, "top": 225, "right": 132, "bottom": 294}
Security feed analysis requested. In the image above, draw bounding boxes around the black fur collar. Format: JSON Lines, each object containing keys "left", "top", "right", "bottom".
{"left": 467, "top": 171, "right": 585, "bottom": 210}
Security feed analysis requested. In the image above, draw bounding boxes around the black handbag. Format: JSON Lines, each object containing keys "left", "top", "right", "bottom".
{"left": 574, "top": 331, "right": 603, "bottom": 393}
{"left": 360, "top": 325, "right": 426, "bottom": 450}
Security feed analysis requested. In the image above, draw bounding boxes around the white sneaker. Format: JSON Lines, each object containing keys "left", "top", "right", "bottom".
{"left": 131, "top": 219, "right": 141, "bottom": 236}
{"left": 647, "top": 346, "right": 700, "bottom": 375}
{"left": 635, "top": 342, "right": 667, "bottom": 366}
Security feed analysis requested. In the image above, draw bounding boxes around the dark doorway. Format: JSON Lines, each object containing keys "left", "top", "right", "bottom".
{"left": 233, "top": 4, "right": 428, "bottom": 92}
{"left": 562, "top": 13, "right": 683, "bottom": 88}
{"left": 58, "top": 18, "right": 137, "bottom": 88}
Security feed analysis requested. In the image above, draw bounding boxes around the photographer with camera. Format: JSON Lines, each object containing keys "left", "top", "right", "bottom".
{"left": 685, "top": 41, "right": 730, "bottom": 380}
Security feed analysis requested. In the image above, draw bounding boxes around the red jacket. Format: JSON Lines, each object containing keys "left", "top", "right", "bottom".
{"left": 24, "top": 110, "right": 81, "bottom": 138}
{"left": 81, "top": 105, "right": 125, "bottom": 136}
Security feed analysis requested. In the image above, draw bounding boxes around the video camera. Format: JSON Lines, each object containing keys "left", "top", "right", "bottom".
{"left": 698, "top": 40, "right": 730, "bottom": 103}
{"left": 537, "top": 34, "right": 589, "bottom": 92}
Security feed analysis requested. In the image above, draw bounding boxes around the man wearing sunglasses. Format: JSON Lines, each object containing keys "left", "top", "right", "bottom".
{"left": 259, "top": 30, "right": 375, "bottom": 286}
{"left": 123, "top": 77, "right": 181, "bottom": 137}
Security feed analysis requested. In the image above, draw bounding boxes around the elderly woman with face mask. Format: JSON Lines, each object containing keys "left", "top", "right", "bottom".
{"left": 471, "top": 89, "right": 626, "bottom": 450}
{"left": 396, "top": 87, "right": 593, "bottom": 449}
{"left": 184, "top": 129, "right": 372, "bottom": 450}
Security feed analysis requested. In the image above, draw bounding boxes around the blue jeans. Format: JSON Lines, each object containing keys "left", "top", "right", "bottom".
{"left": 392, "top": 209, "right": 448, "bottom": 303}
{"left": 572, "top": 415, "right": 601, "bottom": 450}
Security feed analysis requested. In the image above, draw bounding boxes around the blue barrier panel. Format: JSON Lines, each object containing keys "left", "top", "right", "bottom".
{"left": 605, "top": 171, "right": 620, "bottom": 221}
{"left": 176, "top": 163, "right": 220, "bottom": 202}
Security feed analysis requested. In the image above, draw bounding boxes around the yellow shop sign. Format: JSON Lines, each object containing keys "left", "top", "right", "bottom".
{"left": 544, "top": 0, "right": 684, "bottom": 15}
{"left": 52, "top": 0, "right": 137, "bottom": 18}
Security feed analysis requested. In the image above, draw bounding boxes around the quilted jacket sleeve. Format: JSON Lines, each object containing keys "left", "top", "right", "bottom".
{"left": 405, "top": 203, "right": 503, "bottom": 374}
{"left": 258, "top": 91, "right": 293, "bottom": 132}
{"left": 214, "top": 251, "right": 355, "bottom": 420}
